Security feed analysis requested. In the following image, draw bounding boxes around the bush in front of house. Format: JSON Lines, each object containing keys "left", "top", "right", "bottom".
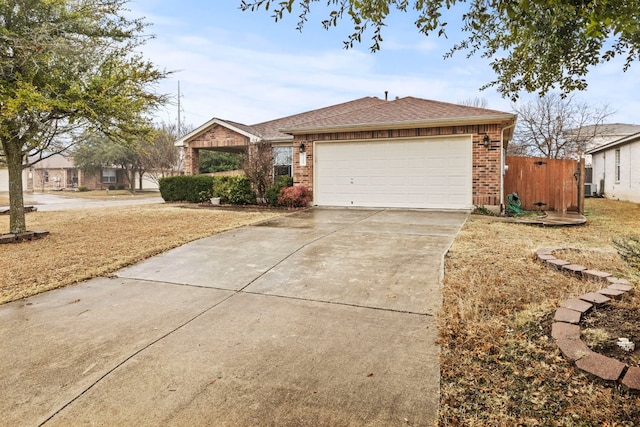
{"left": 77, "top": 186, "right": 89, "bottom": 192}
{"left": 278, "top": 185, "right": 312, "bottom": 208}
{"left": 159, "top": 175, "right": 214, "bottom": 202}
{"left": 212, "top": 175, "right": 256, "bottom": 205}
{"left": 265, "top": 175, "right": 293, "bottom": 206}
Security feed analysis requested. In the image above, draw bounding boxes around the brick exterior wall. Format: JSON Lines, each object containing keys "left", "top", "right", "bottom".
{"left": 292, "top": 123, "right": 509, "bottom": 209}
{"left": 29, "top": 168, "right": 69, "bottom": 191}
{"left": 181, "top": 121, "right": 512, "bottom": 209}
{"left": 184, "top": 124, "right": 250, "bottom": 175}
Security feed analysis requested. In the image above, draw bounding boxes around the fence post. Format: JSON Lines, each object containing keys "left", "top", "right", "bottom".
{"left": 578, "top": 158, "right": 585, "bottom": 214}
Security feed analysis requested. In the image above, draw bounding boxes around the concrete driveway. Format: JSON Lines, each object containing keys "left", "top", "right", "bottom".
{"left": 0, "top": 208, "right": 467, "bottom": 426}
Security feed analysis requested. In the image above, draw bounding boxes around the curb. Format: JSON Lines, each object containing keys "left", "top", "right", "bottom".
{"left": 536, "top": 247, "right": 639, "bottom": 392}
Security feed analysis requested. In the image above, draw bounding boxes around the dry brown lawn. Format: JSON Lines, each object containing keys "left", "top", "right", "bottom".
{"left": 0, "top": 204, "right": 283, "bottom": 304}
{"left": 440, "top": 198, "right": 640, "bottom": 425}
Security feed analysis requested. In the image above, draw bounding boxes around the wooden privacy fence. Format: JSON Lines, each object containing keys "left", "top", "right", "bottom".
{"left": 504, "top": 156, "right": 585, "bottom": 213}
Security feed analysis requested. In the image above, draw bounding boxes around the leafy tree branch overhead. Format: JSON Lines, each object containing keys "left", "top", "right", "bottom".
{"left": 0, "top": 0, "right": 170, "bottom": 234}
{"left": 239, "top": 0, "right": 640, "bottom": 100}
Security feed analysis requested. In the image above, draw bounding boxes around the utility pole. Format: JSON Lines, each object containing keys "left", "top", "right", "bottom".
{"left": 177, "top": 80, "right": 182, "bottom": 137}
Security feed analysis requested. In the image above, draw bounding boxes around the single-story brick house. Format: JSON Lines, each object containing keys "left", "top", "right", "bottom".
{"left": 24, "top": 154, "right": 128, "bottom": 191}
{"left": 24, "top": 154, "right": 160, "bottom": 191}
{"left": 176, "top": 96, "right": 517, "bottom": 211}
{"left": 588, "top": 131, "right": 640, "bottom": 203}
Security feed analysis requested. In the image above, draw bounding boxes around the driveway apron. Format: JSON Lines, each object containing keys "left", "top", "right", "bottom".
{"left": 0, "top": 208, "right": 467, "bottom": 426}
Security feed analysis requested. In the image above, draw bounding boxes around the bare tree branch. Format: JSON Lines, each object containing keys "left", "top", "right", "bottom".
{"left": 509, "top": 94, "right": 613, "bottom": 158}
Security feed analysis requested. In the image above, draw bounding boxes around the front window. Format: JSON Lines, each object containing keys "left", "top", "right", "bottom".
{"left": 102, "top": 169, "right": 117, "bottom": 184}
{"left": 44, "top": 170, "right": 49, "bottom": 183}
{"left": 615, "top": 149, "right": 621, "bottom": 182}
{"left": 273, "top": 146, "right": 293, "bottom": 177}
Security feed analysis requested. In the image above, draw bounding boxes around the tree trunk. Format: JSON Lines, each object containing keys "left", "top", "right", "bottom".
{"left": 129, "top": 169, "right": 136, "bottom": 192}
{"left": 3, "top": 140, "right": 27, "bottom": 233}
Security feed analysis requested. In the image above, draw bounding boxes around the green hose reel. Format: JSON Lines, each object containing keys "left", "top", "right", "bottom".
{"left": 507, "top": 192, "right": 523, "bottom": 215}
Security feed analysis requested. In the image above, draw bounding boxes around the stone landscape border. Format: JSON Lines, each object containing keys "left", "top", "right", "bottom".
{"left": 0, "top": 230, "right": 49, "bottom": 244}
{"left": 535, "top": 247, "right": 639, "bottom": 392}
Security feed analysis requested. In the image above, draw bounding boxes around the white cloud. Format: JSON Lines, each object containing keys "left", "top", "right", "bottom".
{"left": 134, "top": 1, "right": 640, "bottom": 129}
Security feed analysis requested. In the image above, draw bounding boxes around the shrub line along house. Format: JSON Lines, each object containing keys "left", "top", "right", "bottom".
{"left": 176, "top": 96, "right": 518, "bottom": 212}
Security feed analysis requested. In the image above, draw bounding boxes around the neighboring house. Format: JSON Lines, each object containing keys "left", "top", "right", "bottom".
{"left": 176, "top": 96, "right": 517, "bottom": 211}
{"left": 582, "top": 123, "right": 640, "bottom": 151}
{"left": 588, "top": 132, "right": 640, "bottom": 203}
{"left": 27, "top": 154, "right": 85, "bottom": 191}
{"left": 25, "top": 154, "right": 159, "bottom": 191}
{"left": 566, "top": 123, "right": 640, "bottom": 166}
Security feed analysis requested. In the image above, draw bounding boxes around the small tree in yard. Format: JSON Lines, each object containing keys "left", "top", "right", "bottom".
{"left": 0, "top": 0, "right": 168, "bottom": 233}
{"left": 140, "top": 122, "right": 183, "bottom": 187}
{"left": 243, "top": 140, "right": 273, "bottom": 202}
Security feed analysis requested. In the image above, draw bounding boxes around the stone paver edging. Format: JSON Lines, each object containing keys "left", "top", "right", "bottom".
{"left": 0, "top": 230, "right": 49, "bottom": 244}
{"left": 535, "top": 247, "right": 639, "bottom": 392}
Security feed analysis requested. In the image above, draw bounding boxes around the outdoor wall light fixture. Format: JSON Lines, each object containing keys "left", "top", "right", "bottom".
{"left": 299, "top": 143, "right": 306, "bottom": 153}
{"left": 482, "top": 133, "right": 490, "bottom": 148}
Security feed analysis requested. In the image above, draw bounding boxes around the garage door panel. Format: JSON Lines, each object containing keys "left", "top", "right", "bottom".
{"left": 315, "top": 137, "right": 472, "bottom": 209}
{"left": 407, "top": 158, "right": 426, "bottom": 168}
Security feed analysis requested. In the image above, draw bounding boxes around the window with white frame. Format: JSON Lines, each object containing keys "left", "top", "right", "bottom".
{"left": 615, "top": 149, "right": 621, "bottom": 182}
{"left": 102, "top": 169, "right": 117, "bottom": 184}
{"left": 272, "top": 146, "right": 293, "bottom": 177}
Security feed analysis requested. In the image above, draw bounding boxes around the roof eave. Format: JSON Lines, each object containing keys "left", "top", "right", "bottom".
{"left": 587, "top": 131, "right": 640, "bottom": 154}
{"left": 279, "top": 114, "right": 517, "bottom": 135}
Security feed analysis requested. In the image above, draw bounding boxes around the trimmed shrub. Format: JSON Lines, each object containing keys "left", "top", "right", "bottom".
{"left": 212, "top": 175, "right": 256, "bottom": 205}
{"left": 77, "top": 186, "right": 89, "bottom": 192}
{"left": 278, "top": 185, "right": 312, "bottom": 208}
{"left": 117, "top": 184, "right": 126, "bottom": 190}
{"left": 108, "top": 184, "right": 116, "bottom": 190}
{"left": 265, "top": 175, "right": 293, "bottom": 206}
{"left": 159, "top": 175, "right": 214, "bottom": 202}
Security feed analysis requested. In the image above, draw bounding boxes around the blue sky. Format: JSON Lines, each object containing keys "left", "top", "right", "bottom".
{"left": 129, "top": 1, "right": 640, "bottom": 128}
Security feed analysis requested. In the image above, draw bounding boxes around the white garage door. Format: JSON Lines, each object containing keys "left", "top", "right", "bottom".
{"left": 314, "top": 136, "right": 472, "bottom": 209}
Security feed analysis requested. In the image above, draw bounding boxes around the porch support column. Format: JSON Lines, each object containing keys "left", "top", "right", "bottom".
{"left": 184, "top": 147, "right": 200, "bottom": 175}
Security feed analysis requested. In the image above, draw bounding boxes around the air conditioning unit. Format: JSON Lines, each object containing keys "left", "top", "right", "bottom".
{"left": 584, "top": 183, "right": 594, "bottom": 197}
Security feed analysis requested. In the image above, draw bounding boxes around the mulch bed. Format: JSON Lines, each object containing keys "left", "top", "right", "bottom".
{"left": 581, "top": 296, "right": 640, "bottom": 366}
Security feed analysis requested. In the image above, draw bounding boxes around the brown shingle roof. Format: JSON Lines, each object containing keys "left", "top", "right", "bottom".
{"left": 278, "top": 97, "right": 514, "bottom": 134}
{"left": 249, "top": 96, "right": 386, "bottom": 140}
{"left": 178, "top": 96, "right": 515, "bottom": 145}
